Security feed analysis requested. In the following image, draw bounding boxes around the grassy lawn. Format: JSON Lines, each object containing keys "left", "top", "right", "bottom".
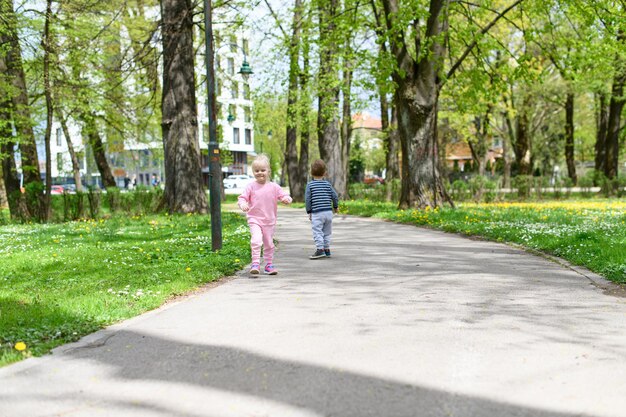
{"left": 0, "top": 211, "right": 250, "bottom": 367}
{"left": 335, "top": 199, "right": 626, "bottom": 284}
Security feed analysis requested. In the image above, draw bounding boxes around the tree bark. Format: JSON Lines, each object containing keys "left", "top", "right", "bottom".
{"left": 564, "top": 92, "right": 577, "bottom": 183}
{"left": 80, "top": 113, "right": 116, "bottom": 188}
{"left": 385, "top": 0, "right": 450, "bottom": 208}
{"left": 161, "top": 0, "right": 207, "bottom": 213}
{"left": 594, "top": 92, "right": 608, "bottom": 174}
{"left": 297, "top": 22, "right": 311, "bottom": 193}
{"left": 318, "top": 0, "right": 346, "bottom": 196}
{"left": 42, "top": 0, "right": 53, "bottom": 221}
{"left": 514, "top": 96, "right": 532, "bottom": 175}
{"left": 0, "top": 0, "right": 41, "bottom": 186}
{"left": 604, "top": 33, "right": 626, "bottom": 181}
{"left": 340, "top": 50, "right": 353, "bottom": 198}
{"left": 286, "top": 0, "right": 302, "bottom": 200}
{"left": 55, "top": 107, "right": 84, "bottom": 192}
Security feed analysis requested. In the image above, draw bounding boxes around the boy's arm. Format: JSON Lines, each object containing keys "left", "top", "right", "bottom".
{"left": 330, "top": 185, "right": 339, "bottom": 209}
{"left": 305, "top": 183, "right": 312, "bottom": 214}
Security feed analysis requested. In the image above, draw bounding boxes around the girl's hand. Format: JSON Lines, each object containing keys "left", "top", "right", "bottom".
{"left": 281, "top": 196, "right": 293, "bottom": 204}
{"left": 239, "top": 201, "right": 250, "bottom": 212}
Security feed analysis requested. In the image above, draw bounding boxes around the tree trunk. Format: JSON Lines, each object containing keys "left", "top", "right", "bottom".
{"left": 0, "top": 95, "right": 21, "bottom": 213}
{"left": 470, "top": 112, "right": 490, "bottom": 176}
{"left": 55, "top": 107, "right": 84, "bottom": 192}
{"left": 564, "top": 92, "right": 577, "bottom": 184}
{"left": 340, "top": 52, "right": 352, "bottom": 198}
{"left": 514, "top": 97, "right": 532, "bottom": 175}
{"left": 42, "top": 0, "right": 53, "bottom": 221}
{"left": 387, "top": 0, "right": 450, "bottom": 208}
{"left": 0, "top": 0, "right": 41, "bottom": 186}
{"left": 80, "top": 113, "right": 116, "bottom": 188}
{"left": 297, "top": 24, "right": 311, "bottom": 193}
{"left": 318, "top": 0, "right": 345, "bottom": 196}
{"left": 604, "top": 41, "right": 626, "bottom": 181}
{"left": 594, "top": 92, "right": 608, "bottom": 174}
{"left": 286, "top": 0, "right": 302, "bottom": 200}
{"left": 161, "top": 0, "right": 207, "bottom": 213}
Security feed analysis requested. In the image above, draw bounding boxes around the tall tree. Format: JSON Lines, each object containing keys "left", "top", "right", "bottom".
{"left": 0, "top": 0, "right": 41, "bottom": 186}
{"left": 41, "top": 0, "right": 54, "bottom": 221}
{"left": 160, "top": 0, "right": 208, "bottom": 213}
{"left": 285, "top": 0, "right": 304, "bottom": 200}
{"left": 317, "top": 0, "right": 346, "bottom": 196}
{"left": 378, "top": 0, "right": 523, "bottom": 208}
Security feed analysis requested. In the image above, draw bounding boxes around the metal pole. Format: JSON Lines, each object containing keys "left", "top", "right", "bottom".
{"left": 204, "top": 0, "right": 222, "bottom": 250}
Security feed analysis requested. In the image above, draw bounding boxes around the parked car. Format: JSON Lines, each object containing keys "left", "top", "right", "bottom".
{"left": 363, "top": 175, "right": 385, "bottom": 185}
{"left": 223, "top": 174, "right": 253, "bottom": 189}
{"left": 62, "top": 184, "right": 77, "bottom": 193}
{"left": 50, "top": 185, "right": 65, "bottom": 194}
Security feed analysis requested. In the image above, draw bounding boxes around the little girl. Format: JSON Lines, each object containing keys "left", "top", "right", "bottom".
{"left": 238, "top": 155, "right": 292, "bottom": 275}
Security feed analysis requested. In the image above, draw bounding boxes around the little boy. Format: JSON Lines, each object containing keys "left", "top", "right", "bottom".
{"left": 305, "top": 159, "right": 339, "bottom": 259}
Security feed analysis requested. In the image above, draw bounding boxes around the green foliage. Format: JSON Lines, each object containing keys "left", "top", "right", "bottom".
{"left": 513, "top": 175, "right": 534, "bottom": 200}
{"left": 0, "top": 211, "right": 249, "bottom": 366}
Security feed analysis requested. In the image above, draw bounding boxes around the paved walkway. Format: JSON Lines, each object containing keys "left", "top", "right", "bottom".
{"left": 1, "top": 208, "right": 626, "bottom": 417}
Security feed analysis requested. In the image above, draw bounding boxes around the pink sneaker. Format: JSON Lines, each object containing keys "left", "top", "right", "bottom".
{"left": 249, "top": 263, "right": 260, "bottom": 274}
{"left": 264, "top": 264, "right": 278, "bottom": 275}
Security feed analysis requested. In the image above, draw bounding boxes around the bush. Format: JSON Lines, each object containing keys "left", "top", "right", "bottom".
{"left": 450, "top": 179, "right": 469, "bottom": 201}
{"left": 63, "top": 191, "right": 86, "bottom": 221}
{"left": 579, "top": 171, "right": 595, "bottom": 198}
{"left": 86, "top": 187, "right": 102, "bottom": 218}
{"left": 105, "top": 187, "right": 122, "bottom": 213}
{"left": 513, "top": 175, "right": 533, "bottom": 200}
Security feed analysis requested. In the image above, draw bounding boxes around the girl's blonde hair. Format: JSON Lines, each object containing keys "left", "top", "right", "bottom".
{"left": 251, "top": 154, "right": 271, "bottom": 171}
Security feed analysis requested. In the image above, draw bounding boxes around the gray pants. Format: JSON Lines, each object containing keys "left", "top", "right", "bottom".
{"left": 311, "top": 210, "right": 333, "bottom": 249}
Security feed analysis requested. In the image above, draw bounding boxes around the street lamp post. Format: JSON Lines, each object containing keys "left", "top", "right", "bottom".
{"left": 204, "top": 0, "right": 253, "bottom": 251}
{"left": 204, "top": 0, "right": 221, "bottom": 251}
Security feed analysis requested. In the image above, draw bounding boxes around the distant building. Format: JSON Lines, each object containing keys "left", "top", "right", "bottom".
{"left": 43, "top": 22, "right": 254, "bottom": 189}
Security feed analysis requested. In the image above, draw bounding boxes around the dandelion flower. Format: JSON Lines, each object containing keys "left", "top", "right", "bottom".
{"left": 14, "top": 342, "right": 26, "bottom": 351}
{"left": 185, "top": 267, "right": 191, "bottom": 272}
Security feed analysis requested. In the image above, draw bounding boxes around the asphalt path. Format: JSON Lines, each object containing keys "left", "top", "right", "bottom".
{"left": 1, "top": 208, "right": 625, "bottom": 417}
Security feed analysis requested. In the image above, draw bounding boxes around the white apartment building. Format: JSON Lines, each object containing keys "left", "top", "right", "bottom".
{"left": 198, "top": 27, "right": 255, "bottom": 185}
{"left": 46, "top": 19, "right": 254, "bottom": 188}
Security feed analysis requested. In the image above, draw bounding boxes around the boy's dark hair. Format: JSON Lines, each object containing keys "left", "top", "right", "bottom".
{"left": 311, "top": 159, "right": 326, "bottom": 177}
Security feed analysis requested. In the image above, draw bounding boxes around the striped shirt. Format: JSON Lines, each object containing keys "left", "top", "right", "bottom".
{"left": 305, "top": 179, "right": 338, "bottom": 214}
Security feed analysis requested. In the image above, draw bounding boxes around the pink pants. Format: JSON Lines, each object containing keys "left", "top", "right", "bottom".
{"left": 249, "top": 223, "right": 275, "bottom": 265}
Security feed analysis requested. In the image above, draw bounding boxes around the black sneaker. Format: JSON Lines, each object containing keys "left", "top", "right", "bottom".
{"left": 310, "top": 249, "right": 326, "bottom": 259}
{"left": 324, "top": 249, "right": 331, "bottom": 257}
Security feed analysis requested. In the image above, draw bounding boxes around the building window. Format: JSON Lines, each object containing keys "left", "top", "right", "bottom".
{"left": 227, "top": 58, "right": 234, "bottom": 75}
{"left": 245, "top": 129, "right": 251, "bottom": 145}
{"left": 244, "top": 107, "right": 251, "bottom": 123}
{"left": 243, "top": 83, "right": 250, "bottom": 100}
{"left": 56, "top": 128, "right": 62, "bottom": 146}
{"left": 233, "top": 127, "right": 240, "bottom": 144}
{"left": 230, "top": 35, "right": 237, "bottom": 52}
{"left": 231, "top": 81, "right": 238, "bottom": 99}
{"left": 229, "top": 104, "right": 236, "bottom": 120}
{"left": 57, "top": 153, "right": 63, "bottom": 172}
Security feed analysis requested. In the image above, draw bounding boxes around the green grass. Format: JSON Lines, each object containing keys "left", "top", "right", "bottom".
{"left": 0, "top": 212, "right": 250, "bottom": 366}
{"left": 336, "top": 199, "right": 626, "bottom": 284}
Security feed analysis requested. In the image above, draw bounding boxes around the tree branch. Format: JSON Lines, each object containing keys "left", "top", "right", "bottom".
{"left": 446, "top": 0, "right": 525, "bottom": 81}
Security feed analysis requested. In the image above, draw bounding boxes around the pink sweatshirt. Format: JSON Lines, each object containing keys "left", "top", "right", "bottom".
{"left": 238, "top": 181, "right": 292, "bottom": 226}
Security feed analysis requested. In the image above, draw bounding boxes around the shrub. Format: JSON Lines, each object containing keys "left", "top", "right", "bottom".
{"left": 86, "top": 187, "right": 101, "bottom": 218}
{"left": 450, "top": 179, "right": 469, "bottom": 201}
{"left": 63, "top": 191, "right": 86, "bottom": 221}
{"left": 105, "top": 187, "right": 122, "bottom": 213}
{"left": 513, "top": 175, "right": 533, "bottom": 200}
